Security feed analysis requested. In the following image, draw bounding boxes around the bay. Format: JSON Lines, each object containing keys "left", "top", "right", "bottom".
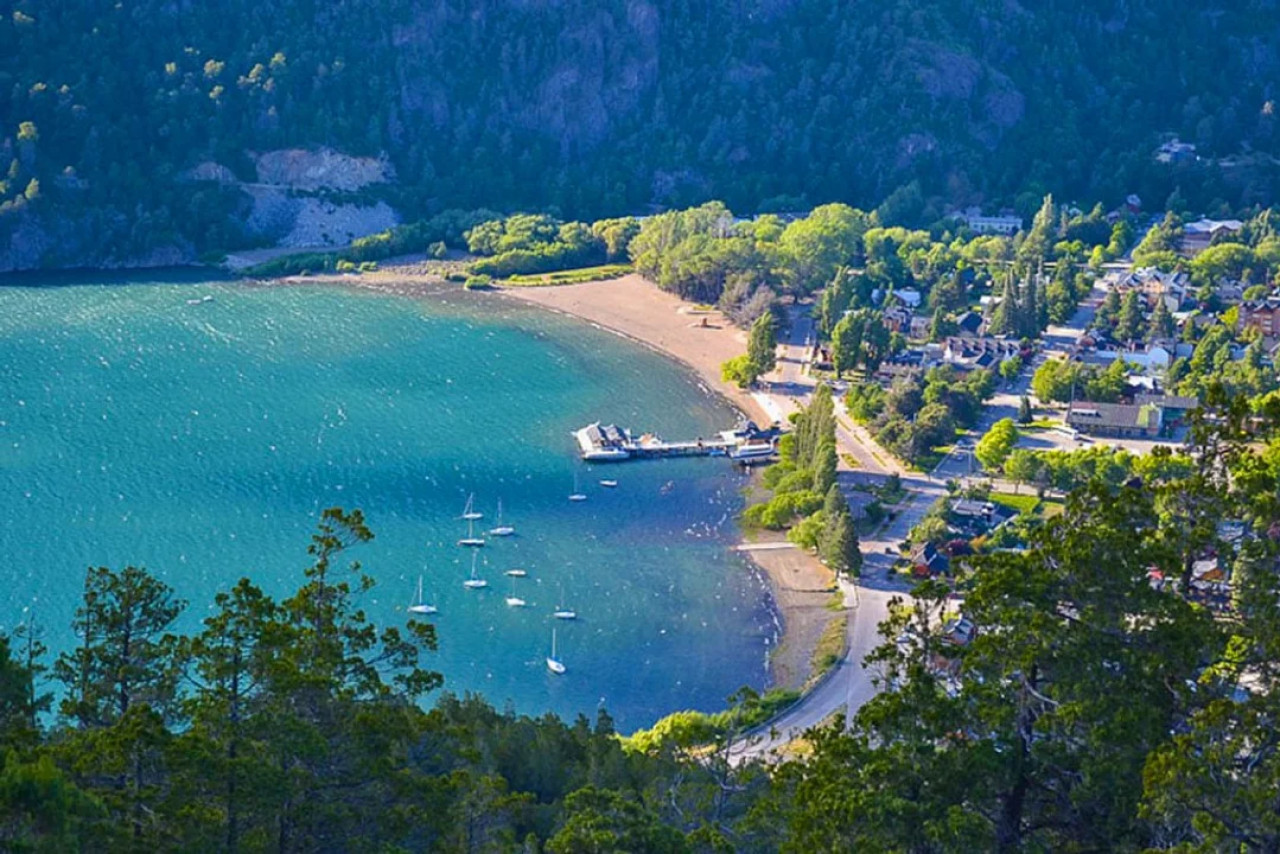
{"left": 0, "top": 275, "right": 774, "bottom": 729}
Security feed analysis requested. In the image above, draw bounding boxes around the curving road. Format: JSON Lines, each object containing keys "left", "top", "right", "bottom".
{"left": 727, "top": 580, "right": 900, "bottom": 763}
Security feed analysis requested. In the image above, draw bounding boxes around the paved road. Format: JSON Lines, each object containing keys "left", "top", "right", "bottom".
{"left": 728, "top": 582, "right": 899, "bottom": 763}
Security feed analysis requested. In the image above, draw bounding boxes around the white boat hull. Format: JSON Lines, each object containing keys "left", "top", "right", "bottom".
{"left": 553, "top": 610, "right": 577, "bottom": 620}
{"left": 458, "top": 538, "right": 486, "bottom": 547}
{"left": 489, "top": 526, "right": 515, "bottom": 536}
{"left": 505, "top": 569, "right": 527, "bottom": 577}
{"left": 408, "top": 604, "right": 438, "bottom": 615}
{"left": 462, "top": 580, "right": 488, "bottom": 589}
{"left": 505, "top": 597, "right": 526, "bottom": 607}
{"left": 568, "top": 494, "right": 587, "bottom": 502}
{"left": 546, "top": 657, "right": 566, "bottom": 674}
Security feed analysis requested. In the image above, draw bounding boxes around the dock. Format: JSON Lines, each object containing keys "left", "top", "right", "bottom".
{"left": 574, "top": 419, "right": 782, "bottom": 464}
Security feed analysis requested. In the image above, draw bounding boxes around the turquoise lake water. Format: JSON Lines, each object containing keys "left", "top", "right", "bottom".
{"left": 0, "top": 274, "right": 774, "bottom": 729}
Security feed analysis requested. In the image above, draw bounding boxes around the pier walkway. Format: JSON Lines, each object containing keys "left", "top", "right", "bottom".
{"left": 574, "top": 420, "right": 781, "bottom": 463}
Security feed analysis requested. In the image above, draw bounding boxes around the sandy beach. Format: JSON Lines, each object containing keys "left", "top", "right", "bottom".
{"left": 267, "top": 264, "right": 838, "bottom": 689}
{"left": 492, "top": 274, "right": 777, "bottom": 428}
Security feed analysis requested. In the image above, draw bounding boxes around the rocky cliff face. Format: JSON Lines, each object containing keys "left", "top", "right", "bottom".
{"left": 251, "top": 148, "right": 395, "bottom": 192}
{"left": 0, "top": 148, "right": 401, "bottom": 271}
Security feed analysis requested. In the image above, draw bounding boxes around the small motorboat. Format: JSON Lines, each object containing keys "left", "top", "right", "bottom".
{"left": 599, "top": 479, "right": 618, "bottom": 488}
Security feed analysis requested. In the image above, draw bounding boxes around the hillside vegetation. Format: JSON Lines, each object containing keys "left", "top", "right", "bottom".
{"left": 3, "top": 0, "right": 1279, "bottom": 268}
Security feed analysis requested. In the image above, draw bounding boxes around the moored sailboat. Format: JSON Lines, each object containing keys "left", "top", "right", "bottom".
{"left": 457, "top": 516, "right": 486, "bottom": 548}
{"left": 553, "top": 581, "right": 576, "bottom": 620}
{"left": 462, "top": 552, "right": 488, "bottom": 589}
{"left": 461, "top": 493, "right": 483, "bottom": 521}
{"left": 505, "top": 575, "right": 527, "bottom": 608}
{"left": 568, "top": 471, "right": 587, "bottom": 502}
{"left": 488, "top": 499, "right": 515, "bottom": 536}
{"left": 546, "top": 627, "right": 566, "bottom": 674}
{"left": 408, "top": 574, "right": 438, "bottom": 615}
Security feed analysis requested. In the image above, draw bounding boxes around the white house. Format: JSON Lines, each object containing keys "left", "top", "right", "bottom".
{"left": 1088, "top": 345, "right": 1173, "bottom": 376}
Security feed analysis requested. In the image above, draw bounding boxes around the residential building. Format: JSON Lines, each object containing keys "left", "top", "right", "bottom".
{"left": 942, "top": 337, "right": 1020, "bottom": 371}
{"left": 882, "top": 304, "right": 913, "bottom": 334}
{"left": 894, "top": 289, "right": 923, "bottom": 309}
{"left": 1112, "top": 266, "right": 1189, "bottom": 312}
{"left": 1134, "top": 393, "right": 1198, "bottom": 428}
{"left": 1085, "top": 345, "right": 1173, "bottom": 376}
{"left": 908, "top": 314, "right": 932, "bottom": 339}
{"left": 1066, "top": 401, "right": 1164, "bottom": 439}
{"left": 950, "top": 498, "right": 995, "bottom": 519}
{"left": 1155, "top": 139, "right": 1198, "bottom": 164}
{"left": 910, "top": 542, "right": 951, "bottom": 576}
{"left": 1239, "top": 297, "right": 1280, "bottom": 337}
{"left": 954, "top": 311, "right": 984, "bottom": 337}
{"left": 1182, "top": 219, "right": 1244, "bottom": 255}
{"left": 959, "top": 207, "right": 1023, "bottom": 236}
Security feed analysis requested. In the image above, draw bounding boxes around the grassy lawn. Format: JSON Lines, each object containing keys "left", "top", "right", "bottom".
{"left": 504, "top": 263, "right": 632, "bottom": 286}
{"left": 1039, "top": 498, "right": 1065, "bottom": 518}
{"left": 1022, "top": 418, "right": 1063, "bottom": 430}
{"left": 990, "top": 491, "right": 1041, "bottom": 516}
{"left": 804, "top": 610, "right": 848, "bottom": 692}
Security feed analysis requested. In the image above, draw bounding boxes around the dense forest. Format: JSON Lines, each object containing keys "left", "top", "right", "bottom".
{"left": 3, "top": 0, "right": 1280, "bottom": 267}
{"left": 5, "top": 401, "right": 1280, "bottom": 850}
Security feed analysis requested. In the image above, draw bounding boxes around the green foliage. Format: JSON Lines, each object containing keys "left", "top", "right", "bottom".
{"left": 720, "top": 354, "right": 756, "bottom": 389}
{"left": 506, "top": 264, "right": 633, "bottom": 286}
{"left": 6, "top": 2, "right": 1280, "bottom": 268}
{"left": 787, "top": 510, "right": 826, "bottom": 549}
{"left": 777, "top": 204, "right": 869, "bottom": 293}
{"left": 974, "top": 417, "right": 1019, "bottom": 473}
{"left": 1132, "top": 212, "right": 1186, "bottom": 268}
{"left": 466, "top": 214, "right": 608, "bottom": 278}
{"left": 819, "top": 493, "right": 862, "bottom": 578}
{"left": 747, "top": 312, "right": 777, "bottom": 377}
{"left": 463, "top": 273, "right": 493, "bottom": 290}
{"left": 845, "top": 382, "right": 886, "bottom": 424}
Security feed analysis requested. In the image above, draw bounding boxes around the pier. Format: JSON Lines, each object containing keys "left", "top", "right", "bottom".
{"left": 574, "top": 419, "right": 782, "bottom": 463}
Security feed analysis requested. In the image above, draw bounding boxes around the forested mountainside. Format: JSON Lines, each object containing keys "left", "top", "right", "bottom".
{"left": 2, "top": 0, "right": 1280, "bottom": 269}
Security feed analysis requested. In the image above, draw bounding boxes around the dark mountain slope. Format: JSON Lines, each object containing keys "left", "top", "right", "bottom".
{"left": 1, "top": 0, "right": 1277, "bottom": 267}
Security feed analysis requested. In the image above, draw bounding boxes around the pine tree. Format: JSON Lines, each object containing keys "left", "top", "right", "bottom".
{"left": 820, "top": 506, "right": 862, "bottom": 577}
{"left": 1147, "top": 296, "right": 1175, "bottom": 342}
{"left": 988, "top": 273, "right": 1014, "bottom": 336}
{"left": 927, "top": 306, "right": 948, "bottom": 342}
{"left": 1116, "top": 290, "right": 1145, "bottom": 342}
{"left": 813, "top": 442, "right": 838, "bottom": 495}
{"left": 1017, "top": 276, "right": 1037, "bottom": 337}
{"left": 747, "top": 313, "right": 777, "bottom": 377}
{"left": 1018, "top": 395, "right": 1033, "bottom": 424}
{"left": 831, "top": 314, "right": 862, "bottom": 378}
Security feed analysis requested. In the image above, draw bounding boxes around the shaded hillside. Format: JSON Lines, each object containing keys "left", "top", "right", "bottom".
{"left": 2, "top": 0, "right": 1279, "bottom": 267}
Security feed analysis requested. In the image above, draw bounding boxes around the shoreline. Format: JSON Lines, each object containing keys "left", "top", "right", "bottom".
{"left": 264, "top": 267, "right": 837, "bottom": 691}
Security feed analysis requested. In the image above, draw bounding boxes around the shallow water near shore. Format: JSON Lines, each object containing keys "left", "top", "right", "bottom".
{"left": 0, "top": 275, "right": 773, "bottom": 729}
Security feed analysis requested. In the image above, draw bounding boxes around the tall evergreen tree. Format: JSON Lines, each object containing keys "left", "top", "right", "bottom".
{"left": 747, "top": 312, "right": 778, "bottom": 378}
{"left": 813, "top": 441, "right": 838, "bottom": 496}
{"left": 819, "top": 503, "right": 861, "bottom": 577}
{"left": 1017, "top": 395, "right": 1033, "bottom": 424}
{"left": 987, "top": 273, "right": 1014, "bottom": 336}
{"left": 831, "top": 313, "right": 862, "bottom": 378}
{"left": 1147, "top": 295, "right": 1175, "bottom": 342}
